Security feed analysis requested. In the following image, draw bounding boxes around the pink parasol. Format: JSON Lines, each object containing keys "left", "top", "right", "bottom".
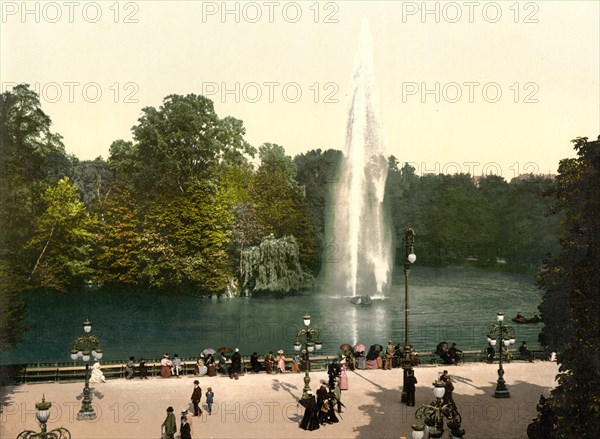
{"left": 354, "top": 344, "right": 366, "bottom": 353}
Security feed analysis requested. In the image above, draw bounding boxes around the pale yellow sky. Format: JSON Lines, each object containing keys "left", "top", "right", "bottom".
{"left": 1, "top": 0, "right": 599, "bottom": 178}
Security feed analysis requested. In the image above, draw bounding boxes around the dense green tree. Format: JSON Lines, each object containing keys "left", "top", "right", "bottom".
{"left": 294, "top": 148, "right": 342, "bottom": 267}
{"left": 251, "top": 144, "right": 318, "bottom": 273}
{"left": 70, "top": 156, "right": 113, "bottom": 211}
{"left": 241, "top": 234, "right": 314, "bottom": 293}
{"left": 0, "top": 84, "right": 70, "bottom": 269}
{"left": 504, "top": 175, "right": 560, "bottom": 268}
{"left": 121, "top": 94, "right": 255, "bottom": 198}
{"left": 0, "top": 85, "right": 71, "bottom": 350}
{"left": 132, "top": 183, "right": 235, "bottom": 293}
{"left": 95, "top": 182, "right": 142, "bottom": 286}
{"left": 537, "top": 137, "right": 600, "bottom": 438}
{"left": 27, "top": 177, "right": 97, "bottom": 292}
{"left": 232, "top": 201, "right": 264, "bottom": 279}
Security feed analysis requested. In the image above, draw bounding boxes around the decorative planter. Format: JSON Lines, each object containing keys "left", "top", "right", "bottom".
{"left": 428, "top": 428, "right": 443, "bottom": 438}
{"left": 451, "top": 427, "right": 466, "bottom": 438}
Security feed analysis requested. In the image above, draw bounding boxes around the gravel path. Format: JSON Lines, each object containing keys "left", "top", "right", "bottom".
{"left": 0, "top": 361, "right": 558, "bottom": 439}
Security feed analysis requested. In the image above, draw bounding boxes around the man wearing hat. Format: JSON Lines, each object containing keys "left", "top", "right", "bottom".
{"left": 191, "top": 380, "right": 202, "bottom": 416}
{"left": 385, "top": 341, "right": 394, "bottom": 370}
{"left": 161, "top": 406, "right": 177, "bottom": 439}
{"left": 229, "top": 348, "right": 242, "bottom": 379}
{"left": 180, "top": 410, "right": 192, "bottom": 439}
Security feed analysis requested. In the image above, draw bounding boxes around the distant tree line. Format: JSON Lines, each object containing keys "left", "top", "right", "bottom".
{"left": 386, "top": 159, "right": 561, "bottom": 269}
{"left": 0, "top": 84, "right": 562, "bottom": 348}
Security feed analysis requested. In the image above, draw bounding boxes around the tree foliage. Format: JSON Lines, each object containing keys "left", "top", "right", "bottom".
{"left": 118, "top": 94, "right": 255, "bottom": 198}
{"left": 536, "top": 137, "right": 600, "bottom": 438}
{"left": 27, "top": 177, "right": 98, "bottom": 292}
{"left": 250, "top": 144, "right": 319, "bottom": 273}
{"left": 241, "top": 234, "right": 314, "bottom": 293}
{"left": 386, "top": 160, "right": 559, "bottom": 269}
{"left": 0, "top": 84, "right": 70, "bottom": 269}
{"left": 0, "top": 262, "right": 29, "bottom": 351}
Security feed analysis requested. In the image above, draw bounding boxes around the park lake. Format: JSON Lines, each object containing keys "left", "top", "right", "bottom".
{"left": 0, "top": 266, "right": 544, "bottom": 365}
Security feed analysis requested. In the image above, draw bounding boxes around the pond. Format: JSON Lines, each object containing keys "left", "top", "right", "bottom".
{"left": 0, "top": 266, "right": 544, "bottom": 365}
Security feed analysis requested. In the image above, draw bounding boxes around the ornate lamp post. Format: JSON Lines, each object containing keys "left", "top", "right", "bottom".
{"left": 293, "top": 314, "right": 322, "bottom": 400}
{"left": 70, "top": 319, "right": 103, "bottom": 420}
{"left": 16, "top": 395, "right": 71, "bottom": 438}
{"left": 401, "top": 228, "right": 417, "bottom": 403}
{"left": 487, "top": 311, "right": 515, "bottom": 398}
{"left": 411, "top": 381, "right": 465, "bottom": 438}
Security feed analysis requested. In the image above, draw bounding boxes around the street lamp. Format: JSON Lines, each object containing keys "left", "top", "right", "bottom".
{"left": 401, "top": 228, "right": 416, "bottom": 403}
{"left": 16, "top": 395, "right": 71, "bottom": 438}
{"left": 487, "top": 311, "right": 515, "bottom": 398}
{"left": 412, "top": 381, "right": 465, "bottom": 438}
{"left": 293, "top": 314, "right": 322, "bottom": 399}
{"left": 70, "top": 319, "right": 103, "bottom": 420}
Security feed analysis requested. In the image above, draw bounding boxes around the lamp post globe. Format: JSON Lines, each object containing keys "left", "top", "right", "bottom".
{"left": 293, "top": 314, "right": 322, "bottom": 400}
{"left": 401, "top": 228, "right": 416, "bottom": 404}
{"left": 70, "top": 319, "right": 103, "bottom": 420}
{"left": 487, "top": 311, "right": 515, "bottom": 398}
{"left": 16, "top": 396, "right": 71, "bottom": 439}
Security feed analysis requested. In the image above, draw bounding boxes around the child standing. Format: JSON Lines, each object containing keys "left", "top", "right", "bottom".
{"left": 206, "top": 387, "right": 214, "bottom": 415}
{"left": 276, "top": 349, "right": 286, "bottom": 373}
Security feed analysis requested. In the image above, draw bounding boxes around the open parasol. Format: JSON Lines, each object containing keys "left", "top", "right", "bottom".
{"left": 202, "top": 348, "right": 216, "bottom": 356}
{"left": 354, "top": 344, "right": 366, "bottom": 353}
{"left": 340, "top": 343, "right": 352, "bottom": 352}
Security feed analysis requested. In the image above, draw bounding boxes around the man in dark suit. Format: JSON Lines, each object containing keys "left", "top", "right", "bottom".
{"left": 191, "top": 380, "right": 202, "bottom": 416}
{"left": 405, "top": 369, "right": 417, "bottom": 406}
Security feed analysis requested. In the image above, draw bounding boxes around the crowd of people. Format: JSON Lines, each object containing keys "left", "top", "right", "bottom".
{"left": 299, "top": 362, "right": 346, "bottom": 430}
{"left": 83, "top": 338, "right": 544, "bottom": 438}
{"left": 92, "top": 337, "right": 538, "bottom": 387}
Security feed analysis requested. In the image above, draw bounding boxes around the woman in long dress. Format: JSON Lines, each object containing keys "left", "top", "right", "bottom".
{"left": 264, "top": 351, "right": 274, "bottom": 374}
{"left": 206, "top": 354, "right": 217, "bottom": 377}
{"left": 340, "top": 364, "right": 348, "bottom": 390}
{"left": 276, "top": 350, "right": 285, "bottom": 373}
{"left": 160, "top": 354, "right": 172, "bottom": 378}
{"left": 299, "top": 392, "right": 320, "bottom": 431}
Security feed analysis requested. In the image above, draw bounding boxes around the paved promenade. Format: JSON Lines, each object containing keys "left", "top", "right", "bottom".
{"left": 1, "top": 361, "right": 558, "bottom": 439}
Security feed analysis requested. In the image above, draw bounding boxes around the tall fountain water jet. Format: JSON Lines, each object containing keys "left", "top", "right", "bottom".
{"left": 324, "top": 19, "right": 393, "bottom": 298}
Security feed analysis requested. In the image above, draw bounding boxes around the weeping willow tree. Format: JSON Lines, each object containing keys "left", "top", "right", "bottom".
{"left": 241, "top": 234, "right": 314, "bottom": 293}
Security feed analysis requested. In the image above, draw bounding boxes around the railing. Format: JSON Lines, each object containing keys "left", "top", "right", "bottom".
{"left": 0, "top": 355, "right": 339, "bottom": 384}
{"left": 0, "top": 347, "right": 549, "bottom": 385}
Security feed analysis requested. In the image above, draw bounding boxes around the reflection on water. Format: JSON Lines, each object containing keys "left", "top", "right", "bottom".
{"left": 0, "top": 266, "right": 544, "bottom": 365}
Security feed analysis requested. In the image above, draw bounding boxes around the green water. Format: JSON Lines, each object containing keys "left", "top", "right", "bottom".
{"left": 0, "top": 266, "right": 544, "bottom": 365}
